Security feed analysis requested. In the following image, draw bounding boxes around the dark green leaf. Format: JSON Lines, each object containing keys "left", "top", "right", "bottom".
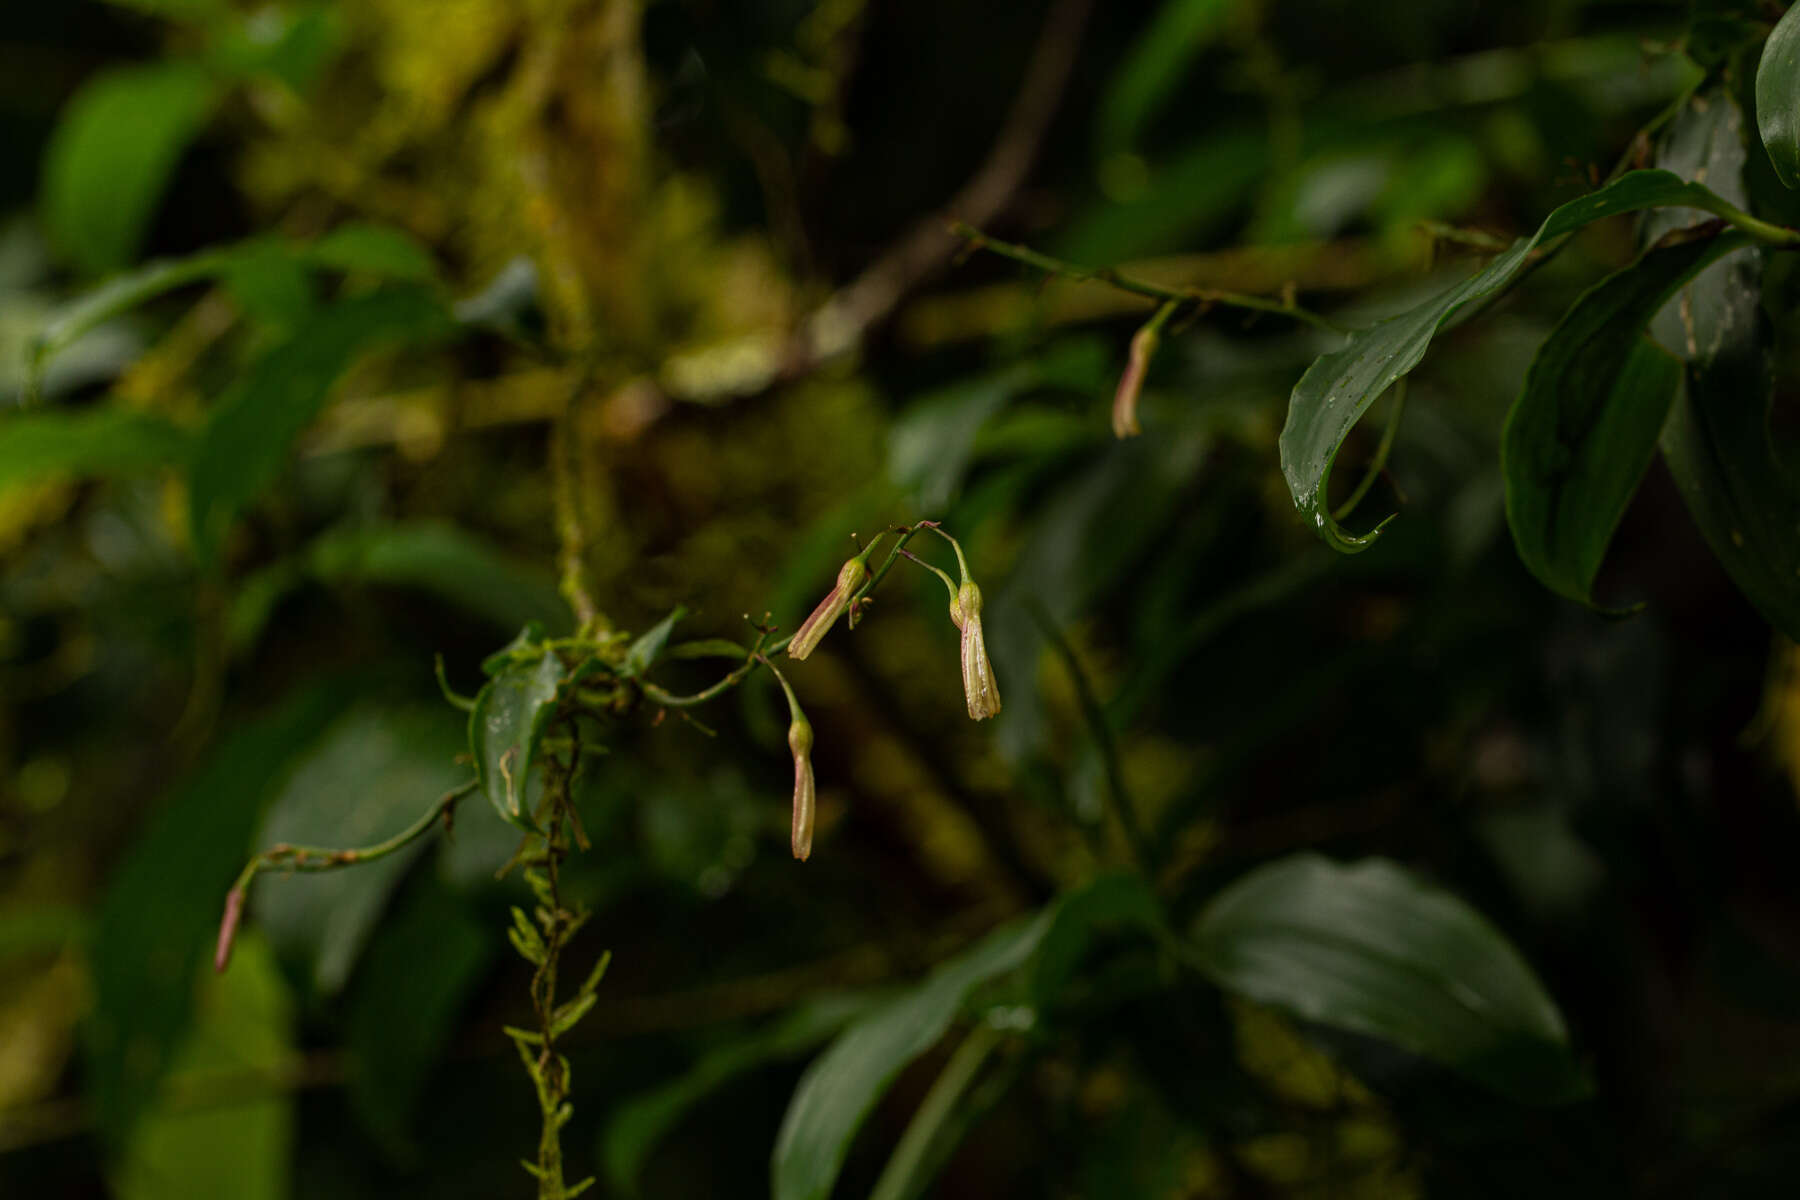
{"left": 306, "top": 523, "right": 564, "bottom": 634}
{"left": 604, "top": 994, "right": 875, "bottom": 1197}
{"left": 306, "top": 222, "right": 438, "bottom": 282}
{"left": 771, "top": 913, "right": 1050, "bottom": 1200}
{"left": 188, "top": 287, "right": 454, "bottom": 564}
{"left": 470, "top": 650, "right": 566, "bottom": 829}
{"left": 480, "top": 621, "right": 549, "bottom": 676}
{"left": 1192, "top": 854, "right": 1584, "bottom": 1103}
{"left": 772, "top": 875, "right": 1164, "bottom": 1200}
{"left": 1281, "top": 169, "right": 1756, "bottom": 551}
{"left": 250, "top": 704, "right": 467, "bottom": 996}
{"left": 113, "top": 934, "right": 293, "bottom": 1200}
{"left": 1096, "top": 0, "right": 1238, "bottom": 154}
{"left": 0, "top": 408, "right": 192, "bottom": 494}
{"left": 1659, "top": 248, "right": 1800, "bottom": 636}
{"left": 624, "top": 606, "right": 689, "bottom": 678}
{"left": 667, "top": 638, "right": 750, "bottom": 661}
{"left": 86, "top": 681, "right": 347, "bottom": 1144}
{"left": 1757, "top": 1, "right": 1800, "bottom": 189}
{"left": 40, "top": 62, "right": 220, "bottom": 275}
{"left": 344, "top": 873, "right": 493, "bottom": 1158}
{"left": 1502, "top": 231, "right": 1748, "bottom": 608}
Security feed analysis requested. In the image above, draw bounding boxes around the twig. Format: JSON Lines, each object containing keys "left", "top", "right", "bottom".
{"left": 1331, "top": 379, "right": 1407, "bottom": 523}
{"left": 953, "top": 222, "right": 1345, "bottom": 335}
{"left": 1028, "top": 602, "right": 1154, "bottom": 873}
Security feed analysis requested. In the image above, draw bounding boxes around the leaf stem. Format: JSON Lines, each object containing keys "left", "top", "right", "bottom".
{"left": 1331, "top": 379, "right": 1407, "bottom": 523}
{"left": 868, "top": 1023, "right": 1005, "bottom": 1200}
{"left": 951, "top": 222, "right": 1344, "bottom": 334}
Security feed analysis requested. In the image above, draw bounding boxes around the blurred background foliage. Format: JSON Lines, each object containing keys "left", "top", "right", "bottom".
{"left": 5, "top": 0, "right": 1800, "bottom": 1196}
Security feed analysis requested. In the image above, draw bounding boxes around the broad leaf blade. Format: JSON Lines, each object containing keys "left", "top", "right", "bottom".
{"left": 1502, "top": 231, "right": 1749, "bottom": 607}
{"left": 188, "top": 287, "right": 454, "bottom": 564}
{"left": 0, "top": 408, "right": 192, "bottom": 494}
{"left": 1757, "top": 1, "right": 1800, "bottom": 189}
{"left": 604, "top": 994, "right": 875, "bottom": 1197}
{"left": 771, "top": 914, "right": 1051, "bottom": 1200}
{"left": 1192, "top": 854, "right": 1584, "bottom": 1103}
{"left": 40, "top": 61, "right": 220, "bottom": 275}
{"left": 1280, "top": 169, "right": 1749, "bottom": 551}
{"left": 251, "top": 704, "right": 467, "bottom": 996}
{"left": 470, "top": 650, "right": 566, "bottom": 829}
{"left": 86, "top": 681, "right": 348, "bottom": 1144}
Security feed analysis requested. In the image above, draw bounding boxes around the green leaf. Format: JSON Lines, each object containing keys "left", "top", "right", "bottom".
{"left": 603, "top": 994, "right": 875, "bottom": 1198}
{"left": 1192, "top": 854, "right": 1584, "bottom": 1104}
{"left": 1502, "top": 231, "right": 1749, "bottom": 608}
{"left": 112, "top": 934, "right": 294, "bottom": 1200}
{"left": 772, "top": 875, "right": 1165, "bottom": 1200}
{"left": 40, "top": 62, "right": 220, "bottom": 275}
{"left": 623, "top": 606, "right": 688, "bottom": 677}
{"left": 1659, "top": 245, "right": 1800, "bottom": 636}
{"left": 30, "top": 227, "right": 442, "bottom": 396}
{"left": 306, "top": 222, "right": 439, "bottom": 282}
{"left": 304, "top": 522, "right": 564, "bottom": 634}
{"left": 188, "top": 287, "right": 454, "bottom": 564}
{"left": 470, "top": 650, "right": 567, "bottom": 829}
{"left": 0, "top": 407, "right": 192, "bottom": 495}
{"left": 250, "top": 704, "right": 467, "bottom": 996}
{"left": 344, "top": 873, "right": 493, "bottom": 1158}
{"left": 1280, "top": 169, "right": 1758, "bottom": 552}
{"left": 771, "top": 914, "right": 1050, "bottom": 1200}
{"left": 86, "top": 681, "right": 348, "bottom": 1145}
{"left": 481, "top": 621, "right": 549, "bottom": 676}
{"left": 210, "top": 4, "right": 342, "bottom": 90}
{"left": 1757, "top": 1, "right": 1800, "bottom": 189}
{"left": 1096, "top": 0, "right": 1238, "bottom": 154}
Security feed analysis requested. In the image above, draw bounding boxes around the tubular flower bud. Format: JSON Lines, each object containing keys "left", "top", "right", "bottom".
{"left": 788, "top": 715, "right": 816, "bottom": 861}
{"left": 949, "top": 581, "right": 1001, "bottom": 721}
{"left": 788, "top": 557, "right": 868, "bottom": 660}
{"left": 1111, "top": 323, "right": 1159, "bottom": 439}
{"left": 214, "top": 884, "right": 246, "bottom": 973}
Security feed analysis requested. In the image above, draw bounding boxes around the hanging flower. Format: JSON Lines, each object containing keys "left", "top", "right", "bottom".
{"left": 950, "top": 580, "right": 1001, "bottom": 721}
{"left": 788, "top": 712, "right": 816, "bottom": 861}
{"left": 788, "top": 556, "right": 869, "bottom": 660}
{"left": 1112, "top": 323, "right": 1158, "bottom": 438}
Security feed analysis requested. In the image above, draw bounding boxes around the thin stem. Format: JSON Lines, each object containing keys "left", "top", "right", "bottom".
{"left": 228, "top": 781, "right": 473, "bottom": 893}
{"left": 952, "top": 222, "right": 1345, "bottom": 334}
{"left": 899, "top": 548, "right": 959, "bottom": 600}
{"left": 1332, "top": 379, "right": 1407, "bottom": 523}
{"left": 851, "top": 521, "right": 940, "bottom": 607}
{"left": 552, "top": 367, "right": 600, "bottom": 633}
{"left": 1028, "top": 602, "right": 1153, "bottom": 873}
{"left": 868, "top": 1023, "right": 1005, "bottom": 1200}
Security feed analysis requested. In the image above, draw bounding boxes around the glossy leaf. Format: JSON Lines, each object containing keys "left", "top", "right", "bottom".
{"left": 1192, "top": 854, "right": 1584, "bottom": 1103}
{"left": 1757, "top": 1, "right": 1800, "bottom": 189}
{"left": 188, "top": 287, "right": 454, "bottom": 564}
{"left": 112, "top": 935, "right": 293, "bottom": 1200}
{"left": 624, "top": 606, "right": 689, "bottom": 678}
{"left": 470, "top": 650, "right": 567, "bottom": 829}
{"left": 87, "top": 681, "right": 347, "bottom": 1144}
{"left": 1281, "top": 169, "right": 1758, "bottom": 552}
{"left": 604, "top": 994, "right": 875, "bottom": 1197}
{"left": 250, "top": 704, "right": 467, "bottom": 996}
{"left": 0, "top": 408, "right": 192, "bottom": 495}
{"left": 1503, "top": 232, "right": 1749, "bottom": 608}
{"left": 40, "top": 61, "right": 219, "bottom": 274}
{"left": 345, "top": 873, "right": 493, "bottom": 1157}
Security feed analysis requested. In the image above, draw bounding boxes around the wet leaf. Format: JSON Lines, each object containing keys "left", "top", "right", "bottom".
{"left": 1502, "top": 231, "right": 1749, "bottom": 608}
{"left": 1281, "top": 169, "right": 1758, "bottom": 551}
{"left": 470, "top": 650, "right": 567, "bottom": 829}
{"left": 1756, "top": 1, "right": 1800, "bottom": 188}
{"left": 1192, "top": 854, "right": 1585, "bottom": 1103}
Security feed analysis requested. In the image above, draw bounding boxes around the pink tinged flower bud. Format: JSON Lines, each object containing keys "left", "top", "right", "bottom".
{"left": 214, "top": 884, "right": 246, "bottom": 973}
{"left": 788, "top": 716, "right": 816, "bottom": 861}
{"left": 1111, "top": 324, "right": 1159, "bottom": 439}
{"left": 788, "top": 557, "right": 869, "bottom": 661}
{"left": 950, "top": 581, "right": 1001, "bottom": 721}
